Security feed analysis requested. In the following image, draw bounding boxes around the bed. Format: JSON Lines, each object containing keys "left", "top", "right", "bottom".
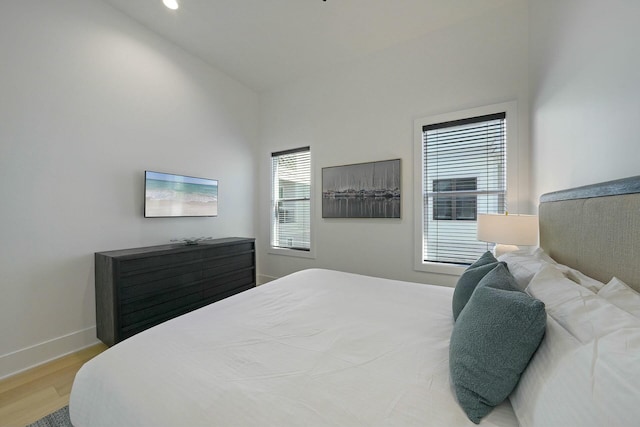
{"left": 70, "top": 176, "right": 640, "bottom": 426}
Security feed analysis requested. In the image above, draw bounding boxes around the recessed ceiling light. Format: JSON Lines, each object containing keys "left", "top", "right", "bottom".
{"left": 163, "top": 0, "right": 179, "bottom": 10}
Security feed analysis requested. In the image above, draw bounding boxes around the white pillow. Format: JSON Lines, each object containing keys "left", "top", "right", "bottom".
{"left": 498, "top": 248, "right": 604, "bottom": 293}
{"left": 497, "top": 249, "right": 548, "bottom": 291}
{"left": 560, "top": 267, "right": 605, "bottom": 293}
{"left": 510, "top": 265, "right": 640, "bottom": 427}
{"left": 598, "top": 277, "right": 640, "bottom": 319}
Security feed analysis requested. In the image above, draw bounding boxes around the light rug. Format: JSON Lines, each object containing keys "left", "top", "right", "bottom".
{"left": 26, "top": 406, "right": 71, "bottom": 427}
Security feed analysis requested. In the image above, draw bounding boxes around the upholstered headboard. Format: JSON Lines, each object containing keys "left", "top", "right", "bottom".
{"left": 539, "top": 176, "right": 640, "bottom": 292}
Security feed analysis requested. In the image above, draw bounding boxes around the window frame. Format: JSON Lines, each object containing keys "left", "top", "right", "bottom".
{"left": 413, "top": 101, "right": 519, "bottom": 276}
{"left": 268, "top": 146, "right": 315, "bottom": 259}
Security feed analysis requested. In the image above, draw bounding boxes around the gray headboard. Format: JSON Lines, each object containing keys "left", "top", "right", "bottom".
{"left": 539, "top": 176, "right": 640, "bottom": 292}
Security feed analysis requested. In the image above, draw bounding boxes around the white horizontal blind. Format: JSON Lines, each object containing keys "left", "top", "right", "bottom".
{"left": 423, "top": 113, "right": 506, "bottom": 264}
{"left": 271, "top": 147, "right": 311, "bottom": 251}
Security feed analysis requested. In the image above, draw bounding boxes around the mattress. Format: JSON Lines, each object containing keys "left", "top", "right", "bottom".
{"left": 70, "top": 268, "right": 518, "bottom": 426}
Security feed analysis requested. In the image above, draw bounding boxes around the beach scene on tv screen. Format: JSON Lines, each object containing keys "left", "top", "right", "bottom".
{"left": 145, "top": 171, "right": 218, "bottom": 217}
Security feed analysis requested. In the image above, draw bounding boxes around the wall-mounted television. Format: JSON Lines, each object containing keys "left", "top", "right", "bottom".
{"left": 144, "top": 171, "right": 218, "bottom": 218}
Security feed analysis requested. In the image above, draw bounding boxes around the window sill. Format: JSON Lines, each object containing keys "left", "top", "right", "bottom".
{"left": 414, "top": 260, "right": 467, "bottom": 277}
{"left": 268, "top": 247, "right": 316, "bottom": 259}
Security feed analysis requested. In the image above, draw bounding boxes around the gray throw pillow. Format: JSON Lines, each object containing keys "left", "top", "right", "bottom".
{"left": 449, "top": 264, "right": 546, "bottom": 424}
{"left": 452, "top": 251, "right": 503, "bottom": 321}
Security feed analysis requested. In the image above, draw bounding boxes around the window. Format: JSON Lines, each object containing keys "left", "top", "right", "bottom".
{"left": 433, "top": 178, "right": 477, "bottom": 221}
{"left": 271, "top": 147, "right": 311, "bottom": 252}
{"left": 414, "top": 102, "right": 517, "bottom": 271}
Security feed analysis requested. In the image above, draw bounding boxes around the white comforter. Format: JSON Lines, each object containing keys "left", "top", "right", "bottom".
{"left": 70, "top": 269, "right": 518, "bottom": 426}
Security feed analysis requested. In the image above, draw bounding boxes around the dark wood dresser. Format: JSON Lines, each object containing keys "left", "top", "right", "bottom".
{"left": 95, "top": 237, "right": 255, "bottom": 346}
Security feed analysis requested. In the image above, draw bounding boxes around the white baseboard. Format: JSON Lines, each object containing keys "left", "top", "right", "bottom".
{"left": 0, "top": 326, "right": 99, "bottom": 380}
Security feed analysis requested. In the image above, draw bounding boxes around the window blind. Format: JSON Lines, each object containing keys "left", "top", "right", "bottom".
{"left": 423, "top": 112, "right": 506, "bottom": 265}
{"left": 271, "top": 147, "right": 311, "bottom": 251}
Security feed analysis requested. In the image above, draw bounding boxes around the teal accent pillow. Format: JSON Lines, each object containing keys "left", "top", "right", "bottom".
{"left": 449, "top": 264, "right": 546, "bottom": 424}
{"left": 452, "top": 251, "right": 503, "bottom": 321}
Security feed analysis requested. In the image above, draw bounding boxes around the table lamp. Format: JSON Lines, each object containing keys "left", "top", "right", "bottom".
{"left": 477, "top": 213, "right": 538, "bottom": 257}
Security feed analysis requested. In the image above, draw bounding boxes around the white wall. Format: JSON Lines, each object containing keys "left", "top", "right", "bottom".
{"left": 257, "top": 1, "right": 530, "bottom": 286}
{"left": 0, "top": 0, "right": 258, "bottom": 378}
{"left": 530, "top": 0, "right": 640, "bottom": 198}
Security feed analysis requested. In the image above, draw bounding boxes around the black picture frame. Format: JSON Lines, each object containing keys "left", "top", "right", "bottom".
{"left": 322, "top": 159, "right": 401, "bottom": 218}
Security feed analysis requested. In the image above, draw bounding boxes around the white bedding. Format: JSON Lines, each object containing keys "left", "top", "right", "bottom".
{"left": 70, "top": 269, "right": 518, "bottom": 426}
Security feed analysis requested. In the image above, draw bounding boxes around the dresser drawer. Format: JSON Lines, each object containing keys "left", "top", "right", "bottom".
{"left": 202, "top": 253, "right": 254, "bottom": 278}
{"left": 119, "top": 250, "right": 202, "bottom": 275}
{"left": 120, "top": 281, "right": 202, "bottom": 315}
{"left": 202, "top": 269, "right": 255, "bottom": 299}
{"left": 121, "top": 290, "right": 204, "bottom": 327}
{"left": 199, "top": 242, "right": 254, "bottom": 260}
{"left": 119, "top": 263, "right": 202, "bottom": 288}
{"left": 119, "top": 270, "right": 203, "bottom": 301}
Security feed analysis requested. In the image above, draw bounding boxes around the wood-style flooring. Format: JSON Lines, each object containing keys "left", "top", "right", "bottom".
{"left": 0, "top": 344, "right": 107, "bottom": 427}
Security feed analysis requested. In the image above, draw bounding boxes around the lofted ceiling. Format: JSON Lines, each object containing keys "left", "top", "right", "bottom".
{"left": 102, "top": 0, "right": 517, "bottom": 92}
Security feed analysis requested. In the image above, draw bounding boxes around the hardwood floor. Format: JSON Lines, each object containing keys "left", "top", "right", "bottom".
{"left": 0, "top": 344, "right": 107, "bottom": 427}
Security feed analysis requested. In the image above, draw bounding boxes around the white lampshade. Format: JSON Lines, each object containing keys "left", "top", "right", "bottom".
{"left": 477, "top": 213, "right": 538, "bottom": 246}
{"left": 163, "top": 0, "right": 179, "bottom": 10}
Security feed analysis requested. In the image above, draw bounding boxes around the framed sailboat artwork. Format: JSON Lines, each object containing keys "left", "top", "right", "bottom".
{"left": 322, "top": 159, "right": 401, "bottom": 219}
